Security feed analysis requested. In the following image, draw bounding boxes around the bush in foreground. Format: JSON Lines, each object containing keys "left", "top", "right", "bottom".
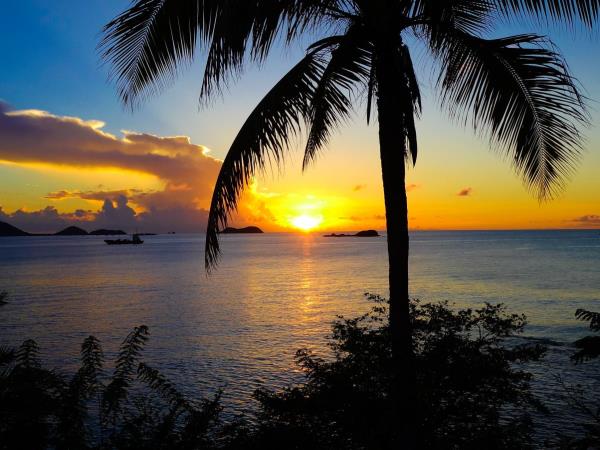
{"left": 0, "top": 296, "right": 546, "bottom": 449}
{"left": 238, "top": 295, "right": 546, "bottom": 450}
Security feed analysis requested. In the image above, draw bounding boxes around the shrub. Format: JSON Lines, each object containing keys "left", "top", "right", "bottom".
{"left": 241, "top": 295, "right": 546, "bottom": 450}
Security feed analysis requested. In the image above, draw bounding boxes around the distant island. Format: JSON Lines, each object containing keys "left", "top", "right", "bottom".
{"left": 0, "top": 221, "right": 134, "bottom": 237}
{"left": 55, "top": 226, "right": 131, "bottom": 236}
{"left": 324, "top": 230, "right": 380, "bottom": 238}
{"left": 55, "top": 226, "right": 88, "bottom": 236}
{"left": 0, "top": 221, "right": 31, "bottom": 236}
{"left": 220, "top": 226, "right": 264, "bottom": 234}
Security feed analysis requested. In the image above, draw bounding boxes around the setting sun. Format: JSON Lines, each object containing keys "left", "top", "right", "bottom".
{"left": 291, "top": 214, "right": 323, "bottom": 231}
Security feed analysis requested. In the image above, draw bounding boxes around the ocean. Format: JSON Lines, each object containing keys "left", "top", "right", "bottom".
{"left": 0, "top": 230, "right": 599, "bottom": 438}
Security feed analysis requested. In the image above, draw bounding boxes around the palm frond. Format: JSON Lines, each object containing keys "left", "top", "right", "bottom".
{"left": 100, "top": 0, "right": 215, "bottom": 107}
{"left": 137, "top": 362, "right": 189, "bottom": 413}
{"left": 0, "top": 346, "right": 15, "bottom": 367}
{"left": 79, "top": 335, "right": 104, "bottom": 391}
{"left": 55, "top": 336, "right": 104, "bottom": 449}
{"left": 205, "top": 49, "right": 330, "bottom": 270}
{"left": 494, "top": 0, "right": 600, "bottom": 27}
{"left": 180, "top": 392, "right": 222, "bottom": 447}
{"left": 303, "top": 26, "right": 372, "bottom": 169}
{"left": 572, "top": 336, "right": 600, "bottom": 363}
{"left": 411, "top": 0, "right": 494, "bottom": 35}
{"left": 576, "top": 308, "right": 600, "bottom": 331}
{"left": 101, "top": 325, "right": 149, "bottom": 421}
{"left": 433, "top": 31, "right": 587, "bottom": 199}
{"left": 199, "top": 0, "right": 340, "bottom": 100}
{"left": 16, "top": 339, "right": 41, "bottom": 369}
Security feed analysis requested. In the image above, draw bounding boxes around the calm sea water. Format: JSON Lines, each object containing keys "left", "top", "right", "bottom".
{"left": 0, "top": 230, "right": 599, "bottom": 437}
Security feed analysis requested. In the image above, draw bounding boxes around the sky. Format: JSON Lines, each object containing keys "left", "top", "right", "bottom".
{"left": 0, "top": 1, "right": 599, "bottom": 233}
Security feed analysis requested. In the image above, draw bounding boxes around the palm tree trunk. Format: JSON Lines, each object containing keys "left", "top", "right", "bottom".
{"left": 375, "top": 41, "right": 417, "bottom": 448}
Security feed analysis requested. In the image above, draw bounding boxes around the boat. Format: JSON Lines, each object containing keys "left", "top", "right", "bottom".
{"left": 104, "top": 234, "right": 144, "bottom": 245}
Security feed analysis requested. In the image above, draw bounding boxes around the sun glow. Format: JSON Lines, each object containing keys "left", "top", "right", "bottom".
{"left": 291, "top": 214, "right": 323, "bottom": 232}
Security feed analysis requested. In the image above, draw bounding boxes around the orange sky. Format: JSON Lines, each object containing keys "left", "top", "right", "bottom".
{"left": 0, "top": 104, "right": 598, "bottom": 233}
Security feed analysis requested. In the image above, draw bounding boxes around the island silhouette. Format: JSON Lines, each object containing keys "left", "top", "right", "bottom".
{"left": 324, "top": 230, "right": 380, "bottom": 238}
{"left": 219, "top": 226, "right": 264, "bottom": 234}
{"left": 0, "top": 221, "right": 130, "bottom": 237}
{"left": 0, "top": 221, "right": 31, "bottom": 236}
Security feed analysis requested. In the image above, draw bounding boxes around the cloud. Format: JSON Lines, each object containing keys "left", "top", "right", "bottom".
{"left": 0, "top": 206, "right": 78, "bottom": 233}
{"left": 94, "top": 195, "right": 138, "bottom": 230}
{"left": 457, "top": 187, "right": 473, "bottom": 197}
{"left": 406, "top": 184, "right": 419, "bottom": 192}
{"left": 353, "top": 184, "right": 366, "bottom": 192}
{"left": 0, "top": 108, "right": 221, "bottom": 204}
{"left": 0, "top": 107, "right": 230, "bottom": 232}
{"left": 0, "top": 100, "right": 11, "bottom": 114}
{"left": 571, "top": 215, "right": 600, "bottom": 227}
{"left": 45, "top": 189, "right": 143, "bottom": 201}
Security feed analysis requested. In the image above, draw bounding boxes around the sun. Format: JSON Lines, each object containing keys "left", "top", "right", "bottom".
{"left": 291, "top": 214, "right": 323, "bottom": 232}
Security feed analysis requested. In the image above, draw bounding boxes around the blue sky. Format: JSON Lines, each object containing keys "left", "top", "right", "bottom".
{"left": 2, "top": 1, "right": 598, "bottom": 153}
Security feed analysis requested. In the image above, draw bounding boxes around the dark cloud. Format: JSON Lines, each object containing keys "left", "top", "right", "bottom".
{"left": 457, "top": 187, "right": 473, "bottom": 197}
{"left": 353, "top": 184, "right": 366, "bottom": 192}
{"left": 94, "top": 196, "right": 137, "bottom": 230}
{"left": 1, "top": 206, "right": 71, "bottom": 233}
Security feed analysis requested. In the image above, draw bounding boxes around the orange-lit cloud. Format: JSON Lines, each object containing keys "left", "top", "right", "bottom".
{"left": 0, "top": 107, "right": 220, "bottom": 193}
{"left": 457, "top": 187, "right": 473, "bottom": 197}
{"left": 0, "top": 104, "right": 227, "bottom": 232}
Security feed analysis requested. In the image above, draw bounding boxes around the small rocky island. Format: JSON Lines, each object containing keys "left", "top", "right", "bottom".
{"left": 55, "top": 226, "right": 88, "bottom": 236}
{"left": 220, "top": 226, "right": 264, "bottom": 234}
{"left": 0, "top": 221, "right": 132, "bottom": 237}
{"left": 324, "top": 229, "right": 380, "bottom": 238}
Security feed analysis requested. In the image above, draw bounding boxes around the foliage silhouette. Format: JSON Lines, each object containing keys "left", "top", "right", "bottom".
{"left": 0, "top": 326, "right": 222, "bottom": 450}
{"left": 231, "top": 295, "right": 546, "bottom": 449}
{"left": 549, "top": 310, "right": 600, "bottom": 449}
{"left": 100, "top": 4, "right": 596, "bottom": 443}
{"left": 572, "top": 309, "right": 600, "bottom": 363}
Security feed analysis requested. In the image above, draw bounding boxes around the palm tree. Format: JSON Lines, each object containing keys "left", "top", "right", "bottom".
{"left": 101, "top": 0, "right": 596, "bottom": 444}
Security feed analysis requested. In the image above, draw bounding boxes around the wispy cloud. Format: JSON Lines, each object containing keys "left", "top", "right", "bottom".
{"left": 571, "top": 214, "right": 600, "bottom": 227}
{"left": 352, "top": 184, "right": 366, "bottom": 192}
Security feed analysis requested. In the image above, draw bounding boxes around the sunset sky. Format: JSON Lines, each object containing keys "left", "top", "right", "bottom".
{"left": 1, "top": 1, "right": 599, "bottom": 233}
